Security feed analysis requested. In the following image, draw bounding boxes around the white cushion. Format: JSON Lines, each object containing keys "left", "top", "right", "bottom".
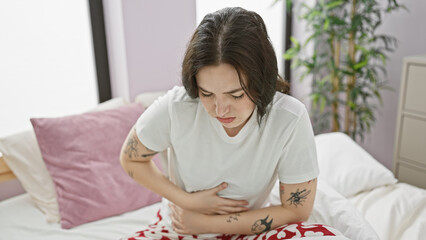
{"left": 89, "top": 97, "right": 129, "bottom": 112}
{"left": 314, "top": 132, "right": 397, "bottom": 197}
{"left": 134, "top": 91, "right": 167, "bottom": 109}
{"left": 0, "top": 130, "right": 59, "bottom": 222}
{"left": 0, "top": 97, "right": 128, "bottom": 223}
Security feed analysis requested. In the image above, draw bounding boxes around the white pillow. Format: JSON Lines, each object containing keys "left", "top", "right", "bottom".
{"left": 314, "top": 132, "right": 397, "bottom": 197}
{"left": 89, "top": 97, "right": 129, "bottom": 112}
{"left": 0, "top": 97, "right": 128, "bottom": 223}
{"left": 0, "top": 130, "right": 59, "bottom": 222}
{"left": 134, "top": 91, "right": 167, "bottom": 108}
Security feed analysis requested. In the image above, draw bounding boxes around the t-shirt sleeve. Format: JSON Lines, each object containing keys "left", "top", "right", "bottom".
{"left": 277, "top": 108, "right": 319, "bottom": 184}
{"left": 134, "top": 92, "right": 171, "bottom": 152}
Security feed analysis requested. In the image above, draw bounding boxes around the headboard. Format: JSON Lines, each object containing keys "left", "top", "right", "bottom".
{"left": 0, "top": 155, "right": 16, "bottom": 183}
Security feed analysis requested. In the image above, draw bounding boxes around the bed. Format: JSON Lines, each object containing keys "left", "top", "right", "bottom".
{"left": 0, "top": 91, "right": 425, "bottom": 240}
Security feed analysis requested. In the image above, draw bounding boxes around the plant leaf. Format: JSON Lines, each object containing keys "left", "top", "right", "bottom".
{"left": 354, "top": 60, "right": 368, "bottom": 70}
{"left": 324, "top": 18, "right": 330, "bottom": 30}
{"left": 326, "top": 0, "right": 344, "bottom": 10}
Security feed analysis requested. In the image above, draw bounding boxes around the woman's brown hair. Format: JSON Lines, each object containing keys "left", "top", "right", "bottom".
{"left": 182, "top": 7, "right": 290, "bottom": 124}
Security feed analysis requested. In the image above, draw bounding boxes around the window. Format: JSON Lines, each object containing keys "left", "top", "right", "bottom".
{"left": 0, "top": 0, "right": 105, "bottom": 137}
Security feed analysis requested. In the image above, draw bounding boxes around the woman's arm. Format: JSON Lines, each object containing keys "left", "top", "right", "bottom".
{"left": 170, "top": 179, "right": 317, "bottom": 235}
{"left": 120, "top": 127, "right": 249, "bottom": 214}
{"left": 120, "top": 127, "right": 188, "bottom": 206}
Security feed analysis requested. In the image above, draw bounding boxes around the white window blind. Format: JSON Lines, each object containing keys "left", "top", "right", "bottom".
{"left": 0, "top": 0, "right": 98, "bottom": 138}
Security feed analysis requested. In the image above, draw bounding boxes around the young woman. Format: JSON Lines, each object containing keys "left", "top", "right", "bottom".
{"left": 120, "top": 7, "right": 321, "bottom": 239}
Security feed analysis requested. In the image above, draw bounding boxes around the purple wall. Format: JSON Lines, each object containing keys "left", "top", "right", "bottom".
{"left": 105, "top": 0, "right": 196, "bottom": 101}
{"left": 124, "top": 0, "right": 196, "bottom": 100}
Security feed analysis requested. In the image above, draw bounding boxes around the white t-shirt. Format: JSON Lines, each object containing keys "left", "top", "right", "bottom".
{"left": 135, "top": 86, "right": 319, "bottom": 228}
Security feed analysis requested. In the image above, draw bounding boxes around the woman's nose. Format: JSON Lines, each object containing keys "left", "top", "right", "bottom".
{"left": 215, "top": 99, "right": 229, "bottom": 117}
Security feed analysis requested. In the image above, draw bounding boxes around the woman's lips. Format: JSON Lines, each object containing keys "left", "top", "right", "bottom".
{"left": 217, "top": 117, "right": 236, "bottom": 124}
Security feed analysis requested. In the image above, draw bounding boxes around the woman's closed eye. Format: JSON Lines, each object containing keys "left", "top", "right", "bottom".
{"left": 200, "top": 92, "right": 213, "bottom": 98}
{"left": 200, "top": 91, "right": 244, "bottom": 100}
{"left": 231, "top": 94, "right": 244, "bottom": 100}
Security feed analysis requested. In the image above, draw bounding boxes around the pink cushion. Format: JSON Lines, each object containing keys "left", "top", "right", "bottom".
{"left": 31, "top": 103, "right": 162, "bottom": 229}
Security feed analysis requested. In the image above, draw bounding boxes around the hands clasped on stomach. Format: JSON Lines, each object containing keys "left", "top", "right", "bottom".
{"left": 169, "top": 182, "right": 250, "bottom": 234}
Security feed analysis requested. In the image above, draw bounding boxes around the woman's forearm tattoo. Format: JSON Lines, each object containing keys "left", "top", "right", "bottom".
{"left": 251, "top": 215, "right": 273, "bottom": 234}
{"left": 286, "top": 188, "right": 311, "bottom": 207}
{"left": 226, "top": 213, "right": 241, "bottom": 223}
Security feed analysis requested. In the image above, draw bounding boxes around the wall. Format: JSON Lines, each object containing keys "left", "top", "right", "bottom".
{"left": 290, "top": 0, "right": 426, "bottom": 170}
{"left": 104, "top": 0, "right": 196, "bottom": 102}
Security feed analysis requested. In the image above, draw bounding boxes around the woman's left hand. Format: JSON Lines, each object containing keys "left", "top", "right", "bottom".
{"left": 169, "top": 203, "right": 210, "bottom": 235}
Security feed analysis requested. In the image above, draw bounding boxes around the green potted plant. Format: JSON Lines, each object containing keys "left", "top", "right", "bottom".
{"left": 283, "top": 0, "right": 405, "bottom": 140}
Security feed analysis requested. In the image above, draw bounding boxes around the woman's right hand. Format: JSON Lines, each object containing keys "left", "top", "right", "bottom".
{"left": 181, "top": 182, "right": 250, "bottom": 215}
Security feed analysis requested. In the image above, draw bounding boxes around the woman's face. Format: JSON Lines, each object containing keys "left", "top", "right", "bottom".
{"left": 196, "top": 63, "right": 255, "bottom": 137}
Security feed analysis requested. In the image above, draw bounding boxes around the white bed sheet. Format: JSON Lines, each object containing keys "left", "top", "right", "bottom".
{"left": 0, "top": 193, "right": 161, "bottom": 240}
{"left": 349, "top": 183, "right": 426, "bottom": 240}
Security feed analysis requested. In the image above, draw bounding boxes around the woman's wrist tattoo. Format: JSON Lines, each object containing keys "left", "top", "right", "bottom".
{"left": 225, "top": 213, "right": 241, "bottom": 223}
{"left": 251, "top": 215, "right": 273, "bottom": 234}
